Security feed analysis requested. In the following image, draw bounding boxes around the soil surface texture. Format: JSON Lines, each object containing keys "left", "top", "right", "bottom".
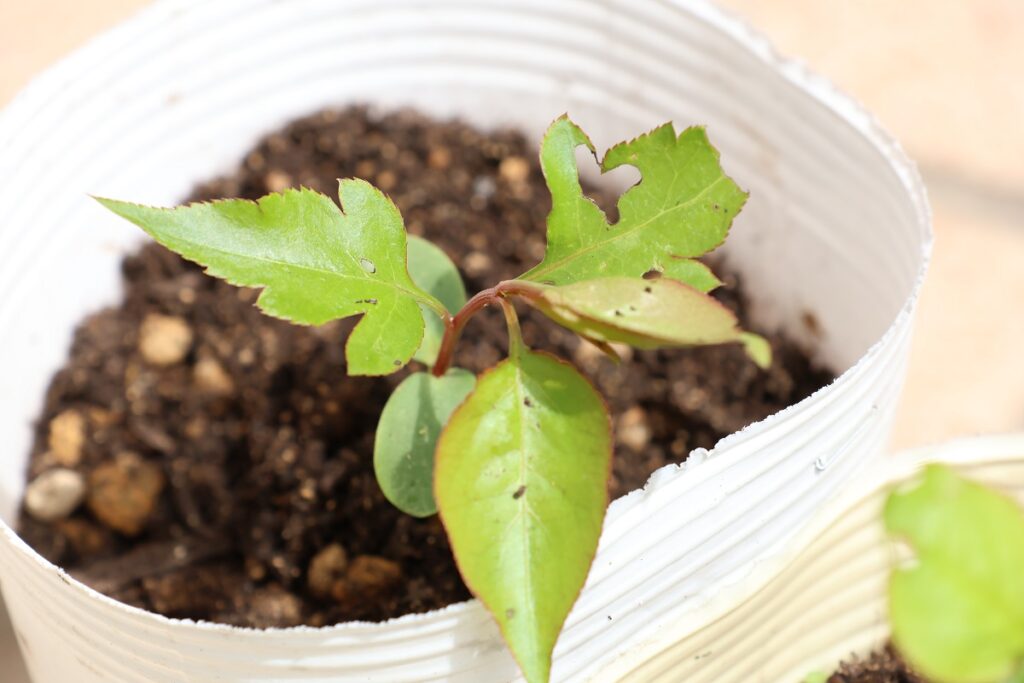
{"left": 825, "top": 645, "right": 926, "bottom": 683}
{"left": 18, "top": 107, "right": 832, "bottom": 627}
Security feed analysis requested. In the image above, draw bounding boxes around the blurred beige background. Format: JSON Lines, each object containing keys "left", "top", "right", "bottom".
{"left": 1, "top": 0, "right": 1022, "bottom": 679}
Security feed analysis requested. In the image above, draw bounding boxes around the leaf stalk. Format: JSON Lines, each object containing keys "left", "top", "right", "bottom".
{"left": 430, "top": 280, "right": 542, "bottom": 377}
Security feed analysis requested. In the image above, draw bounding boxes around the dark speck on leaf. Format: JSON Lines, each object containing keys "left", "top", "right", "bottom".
{"left": 355, "top": 298, "right": 378, "bottom": 305}
{"left": 506, "top": 608, "right": 516, "bottom": 619}
{"left": 523, "top": 396, "right": 533, "bottom": 407}
{"left": 642, "top": 269, "right": 661, "bottom": 280}
{"left": 613, "top": 310, "right": 623, "bottom": 317}
{"left": 644, "top": 286, "right": 652, "bottom": 294}
{"left": 513, "top": 485, "right": 526, "bottom": 499}
{"left": 392, "top": 360, "right": 401, "bottom": 366}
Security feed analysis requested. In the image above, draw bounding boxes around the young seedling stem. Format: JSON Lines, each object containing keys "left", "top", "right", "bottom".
{"left": 431, "top": 280, "right": 541, "bottom": 376}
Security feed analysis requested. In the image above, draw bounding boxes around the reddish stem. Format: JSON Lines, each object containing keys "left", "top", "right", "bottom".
{"left": 431, "top": 280, "right": 542, "bottom": 376}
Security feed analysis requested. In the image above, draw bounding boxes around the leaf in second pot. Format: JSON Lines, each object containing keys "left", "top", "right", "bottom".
{"left": 526, "top": 276, "right": 771, "bottom": 368}
{"left": 374, "top": 369, "right": 475, "bottom": 517}
{"left": 885, "top": 465, "right": 1024, "bottom": 683}
{"left": 435, "top": 350, "right": 611, "bottom": 683}
{"left": 407, "top": 235, "right": 467, "bottom": 366}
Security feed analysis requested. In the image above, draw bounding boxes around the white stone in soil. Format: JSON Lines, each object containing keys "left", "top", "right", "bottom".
{"left": 24, "top": 468, "right": 86, "bottom": 522}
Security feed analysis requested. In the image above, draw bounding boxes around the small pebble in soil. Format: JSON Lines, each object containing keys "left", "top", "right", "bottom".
{"left": 48, "top": 409, "right": 86, "bottom": 467}
{"left": 498, "top": 156, "right": 531, "bottom": 184}
{"left": 138, "top": 313, "right": 193, "bottom": 366}
{"left": 193, "top": 355, "right": 236, "bottom": 397}
{"left": 24, "top": 468, "right": 86, "bottom": 522}
{"left": 307, "top": 543, "right": 349, "bottom": 598}
{"left": 330, "top": 555, "right": 403, "bottom": 609}
{"left": 86, "top": 452, "right": 165, "bottom": 536}
{"left": 247, "top": 584, "right": 305, "bottom": 628}
{"left": 617, "top": 406, "right": 652, "bottom": 452}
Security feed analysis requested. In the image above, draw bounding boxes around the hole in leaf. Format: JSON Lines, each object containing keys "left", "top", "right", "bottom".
{"left": 359, "top": 258, "right": 376, "bottom": 274}
{"left": 513, "top": 485, "right": 526, "bottom": 499}
{"left": 571, "top": 146, "right": 640, "bottom": 223}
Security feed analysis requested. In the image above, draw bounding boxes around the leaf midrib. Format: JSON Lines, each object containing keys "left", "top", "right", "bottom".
{"left": 510, "top": 358, "right": 539, "bottom": 643}
{"left": 170, "top": 233, "right": 440, "bottom": 311}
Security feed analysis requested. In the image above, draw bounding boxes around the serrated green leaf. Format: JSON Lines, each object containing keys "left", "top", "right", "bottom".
{"left": 407, "top": 235, "right": 466, "bottom": 366}
{"left": 96, "top": 183, "right": 445, "bottom": 376}
{"left": 435, "top": 350, "right": 611, "bottom": 683}
{"left": 373, "top": 369, "right": 475, "bottom": 517}
{"left": 519, "top": 116, "right": 746, "bottom": 289}
{"left": 885, "top": 465, "right": 1024, "bottom": 683}
{"left": 525, "top": 277, "right": 771, "bottom": 368}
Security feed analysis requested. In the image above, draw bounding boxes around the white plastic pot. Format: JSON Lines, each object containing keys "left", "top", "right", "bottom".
{"left": 608, "top": 433, "right": 1024, "bottom": 682}
{"left": 0, "top": 0, "right": 931, "bottom": 681}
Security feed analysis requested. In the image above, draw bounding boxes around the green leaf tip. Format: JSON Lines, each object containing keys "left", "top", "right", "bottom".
{"left": 885, "top": 464, "right": 1024, "bottom": 683}
{"left": 435, "top": 350, "right": 611, "bottom": 683}
{"left": 520, "top": 116, "right": 747, "bottom": 293}
{"left": 96, "top": 184, "right": 446, "bottom": 377}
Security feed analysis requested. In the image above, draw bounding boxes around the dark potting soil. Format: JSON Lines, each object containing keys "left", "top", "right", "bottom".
{"left": 17, "top": 107, "right": 833, "bottom": 628}
{"left": 824, "top": 645, "right": 926, "bottom": 683}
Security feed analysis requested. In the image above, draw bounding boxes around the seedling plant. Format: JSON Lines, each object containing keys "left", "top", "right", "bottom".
{"left": 99, "top": 115, "right": 769, "bottom": 682}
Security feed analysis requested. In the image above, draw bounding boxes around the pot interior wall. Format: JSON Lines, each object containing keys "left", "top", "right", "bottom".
{"left": 0, "top": 0, "right": 925, "bottom": 524}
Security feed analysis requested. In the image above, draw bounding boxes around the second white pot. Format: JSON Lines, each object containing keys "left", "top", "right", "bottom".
{"left": 0, "top": 0, "right": 931, "bottom": 680}
{"left": 606, "top": 433, "right": 1024, "bottom": 682}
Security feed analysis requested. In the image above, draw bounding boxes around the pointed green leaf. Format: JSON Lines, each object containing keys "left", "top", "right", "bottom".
{"left": 96, "top": 183, "right": 445, "bottom": 376}
{"left": 655, "top": 259, "right": 722, "bottom": 293}
{"left": 520, "top": 116, "right": 746, "bottom": 289}
{"left": 373, "top": 369, "right": 475, "bottom": 517}
{"left": 407, "top": 235, "right": 467, "bottom": 366}
{"left": 435, "top": 350, "right": 611, "bottom": 683}
{"left": 526, "top": 277, "right": 771, "bottom": 368}
{"left": 739, "top": 332, "right": 772, "bottom": 370}
{"left": 885, "top": 465, "right": 1024, "bottom": 683}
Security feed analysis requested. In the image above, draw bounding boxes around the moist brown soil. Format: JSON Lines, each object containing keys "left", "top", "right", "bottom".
{"left": 825, "top": 645, "right": 926, "bottom": 683}
{"left": 17, "top": 106, "right": 833, "bottom": 628}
